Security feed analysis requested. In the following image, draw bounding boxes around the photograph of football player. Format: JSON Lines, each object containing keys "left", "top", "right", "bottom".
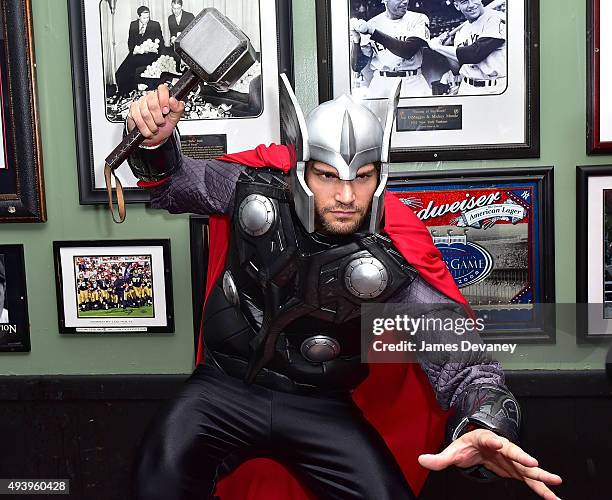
{"left": 74, "top": 255, "right": 154, "bottom": 318}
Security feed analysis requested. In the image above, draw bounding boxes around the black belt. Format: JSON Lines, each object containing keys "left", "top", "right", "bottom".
{"left": 204, "top": 349, "right": 357, "bottom": 397}
{"left": 379, "top": 69, "right": 419, "bottom": 77}
{"left": 463, "top": 77, "right": 499, "bottom": 87}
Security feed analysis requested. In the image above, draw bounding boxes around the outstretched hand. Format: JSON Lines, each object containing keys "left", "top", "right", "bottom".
{"left": 418, "top": 429, "right": 563, "bottom": 500}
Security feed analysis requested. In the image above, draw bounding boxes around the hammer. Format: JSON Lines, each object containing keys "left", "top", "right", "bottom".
{"left": 104, "top": 8, "right": 257, "bottom": 222}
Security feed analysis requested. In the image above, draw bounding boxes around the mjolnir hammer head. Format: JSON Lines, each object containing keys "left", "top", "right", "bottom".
{"left": 104, "top": 8, "right": 258, "bottom": 223}
{"left": 175, "top": 8, "right": 258, "bottom": 89}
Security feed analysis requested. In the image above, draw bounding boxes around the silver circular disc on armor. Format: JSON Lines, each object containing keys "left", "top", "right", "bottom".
{"left": 344, "top": 256, "right": 388, "bottom": 298}
{"left": 238, "top": 194, "right": 276, "bottom": 236}
{"left": 300, "top": 336, "right": 341, "bottom": 363}
{"left": 222, "top": 270, "right": 240, "bottom": 307}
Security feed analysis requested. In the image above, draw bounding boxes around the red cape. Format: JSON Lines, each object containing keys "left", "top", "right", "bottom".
{"left": 192, "top": 145, "right": 470, "bottom": 499}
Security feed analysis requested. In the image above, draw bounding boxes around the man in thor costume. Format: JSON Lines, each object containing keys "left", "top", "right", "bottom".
{"left": 126, "top": 77, "right": 561, "bottom": 499}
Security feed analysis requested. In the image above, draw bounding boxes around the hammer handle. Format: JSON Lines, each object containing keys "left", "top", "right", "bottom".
{"left": 104, "top": 69, "right": 201, "bottom": 171}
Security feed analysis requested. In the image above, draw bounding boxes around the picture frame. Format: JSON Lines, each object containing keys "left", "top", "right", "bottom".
{"left": 189, "top": 215, "right": 209, "bottom": 355}
{"left": 0, "top": 0, "right": 45, "bottom": 222}
{"left": 388, "top": 166, "right": 555, "bottom": 342}
{"left": 0, "top": 244, "right": 31, "bottom": 352}
{"left": 576, "top": 165, "right": 612, "bottom": 342}
{"left": 315, "top": 0, "right": 540, "bottom": 162}
{"left": 69, "top": 0, "right": 294, "bottom": 205}
{"left": 53, "top": 239, "right": 174, "bottom": 334}
{"left": 587, "top": 0, "right": 612, "bottom": 154}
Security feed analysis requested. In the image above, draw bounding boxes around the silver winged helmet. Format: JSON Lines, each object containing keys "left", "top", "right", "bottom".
{"left": 279, "top": 74, "right": 400, "bottom": 234}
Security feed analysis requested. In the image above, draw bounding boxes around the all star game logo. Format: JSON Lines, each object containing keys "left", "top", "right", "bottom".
{"left": 433, "top": 233, "right": 493, "bottom": 288}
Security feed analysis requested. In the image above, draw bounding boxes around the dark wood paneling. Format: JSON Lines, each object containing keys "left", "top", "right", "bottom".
{"left": 0, "top": 371, "right": 610, "bottom": 499}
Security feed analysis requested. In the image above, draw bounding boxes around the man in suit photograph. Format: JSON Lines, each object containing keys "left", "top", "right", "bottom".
{"left": 115, "top": 6, "right": 165, "bottom": 97}
{"left": 168, "top": 0, "right": 195, "bottom": 75}
{"left": 168, "top": 0, "right": 195, "bottom": 45}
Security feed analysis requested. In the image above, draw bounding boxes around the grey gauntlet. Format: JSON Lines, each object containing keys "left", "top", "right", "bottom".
{"left": 446, "top": 383, "right": 521, "bottom": 481}
{"left": 125, "top": 126, "right": 183, "bottom": 182}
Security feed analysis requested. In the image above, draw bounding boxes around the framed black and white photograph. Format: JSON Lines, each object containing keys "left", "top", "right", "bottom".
{"left": 316, "top": 0, "right": 539, "bottom": 162}
{"left": 69, "top": 0, "right": 294, "bottom": 204}
{"left": 587, "top": 0, "right": 612, "bottom": 154}
{"left": 576, "top": 166, "right": 612, "bottom": 342}
{"left": 388, "top": 166, "right": 555, "bottom": 342}
{"left": 0, "top": 244, "right": 31, "bottom": 351}
{"left": 53, "top": 240, "right": 174, "bottom": 334}
{"left": 0, "top": 0, "right": 45, "bottom": 222}
{"left": 189, "top": 215, "right": 209, "bottom": 354}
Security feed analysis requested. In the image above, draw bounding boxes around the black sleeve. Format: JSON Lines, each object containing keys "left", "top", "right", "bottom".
{"left": 127, "top": 22, "right": 137, "bottom": 53}
{"left": 351, "top": 42, "right": 371, "bottom": 72}
{"left": 153, "top": 21, "right": 164, "bottom": 48}
{"left": 456, "top": 37, "right": 505, "bottom": 65}
{"left": 126, "top": 128, "right": 182, "bottom": 182}
{"left": 370, "top": 31, "right": 428, "bottom": 59}
{"left": 125, "top": 127, "right": 244, "bottom": 216}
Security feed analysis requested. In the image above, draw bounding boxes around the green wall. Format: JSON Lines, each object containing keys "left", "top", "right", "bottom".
{"left": 0, "top": 0, "right": 608, "bottom": 375}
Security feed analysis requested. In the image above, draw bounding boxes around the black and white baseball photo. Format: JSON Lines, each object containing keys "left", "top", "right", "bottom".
{"left": 100, "top": 0, "right": 263, "bottom": 122}
{"left": 349, "top": 0, "right": 507, "bottom": 99}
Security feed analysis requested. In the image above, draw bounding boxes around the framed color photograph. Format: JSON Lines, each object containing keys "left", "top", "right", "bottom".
{"left": 69, "top": 0, "right": 294, "bottom": 204}
{"left": 388, "top": 167, "right": 555, "bottom": 342}
{"left": 0, "top": 245, "right": 31, "bottom": 351}
{"left": 587, "top": 0, "right": 612, "bottom": 154}
{"left": 576, "top": 166, "right": 612, "bottom": 342}
{"left": 53, "top": 240, "right": 174, "bottom": 334}
{"left": 316, "top": 0, "right": 539, "bottom": 162}
{"left": 0, "top": 0, "right": 45, "bottom": 222}
{"left": 189, "top": 215, "right": 209, "bottom": 354}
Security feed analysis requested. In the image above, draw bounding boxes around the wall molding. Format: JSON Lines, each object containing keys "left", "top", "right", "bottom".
{"left": 0, "top": 370, "right": 610, "bottom": 401}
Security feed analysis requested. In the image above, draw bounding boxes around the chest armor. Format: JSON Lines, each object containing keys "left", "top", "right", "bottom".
{"left": 204, "top": 169, "right": 417, "bottom": 391}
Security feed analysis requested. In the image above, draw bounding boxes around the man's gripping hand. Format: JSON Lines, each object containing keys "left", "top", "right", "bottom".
{"left": 127, "top": 84, "right": 185, "bottom": 147}
{"left": 429, "top": 31, "right": 452, "bottom": 50}
{"left": 350, "top": 18, "right": 373, "bottom": 35}
{"left": 418, "top": 430, "right": 563, "bottom": 499}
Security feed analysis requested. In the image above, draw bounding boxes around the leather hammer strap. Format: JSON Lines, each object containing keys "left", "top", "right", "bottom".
{"left": 104, "top": 163, "right": 126, "bottom": 224}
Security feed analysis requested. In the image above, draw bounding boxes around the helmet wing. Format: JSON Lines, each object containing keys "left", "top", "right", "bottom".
{"left": 381, "top": 79, "right": 401, "bottom": 164}
{"left": 279, "top": 73, "right": 309, "bottom": 162}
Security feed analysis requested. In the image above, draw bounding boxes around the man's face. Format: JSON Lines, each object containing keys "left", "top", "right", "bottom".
{"left": 454, "top": 0, "right": 485, "bottom": 21}
{"left": 305, "top": 161, "right": 378, "bottom": 236}
{"left": 384, "top": 0, "right": 409, "bottom": 19}
{"left": 171, "top": 3, "right": 183, "bottom": 16}
{"left": 139, "top": 11, "right": 150, "bottom": 24}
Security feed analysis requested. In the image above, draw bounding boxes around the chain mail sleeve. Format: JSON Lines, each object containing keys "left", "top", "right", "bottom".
{"left": 148, "top": 155, "right": 245, "bottom": 216}
{"left": 388, "top": 275, "right": 507, "bottom": 410}
{"left": 387, "top": 275, "right": 521, "bottom": 481}
{"left": 127, "top": 131, "right": 245, "bottom": 216}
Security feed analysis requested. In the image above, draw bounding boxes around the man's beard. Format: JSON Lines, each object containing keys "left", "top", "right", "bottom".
{"left": 315, "top": 203, "right": 370, "bottom": 235}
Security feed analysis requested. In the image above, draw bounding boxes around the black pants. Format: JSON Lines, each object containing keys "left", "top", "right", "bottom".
{"left": 132, "top": 364, "right": 415, "bottom": 500}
